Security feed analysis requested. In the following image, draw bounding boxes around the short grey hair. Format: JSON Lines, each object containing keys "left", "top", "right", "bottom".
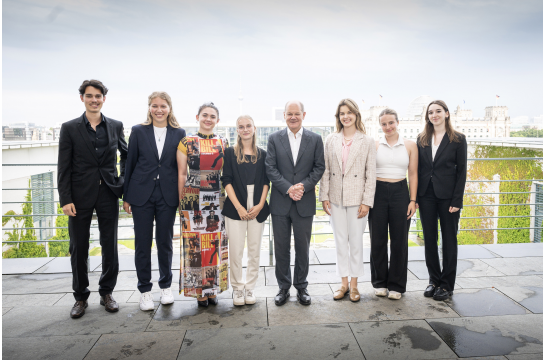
{"left": 284, "top": 100, "right": 305, "bottom": 112}
{"left": 379, "top": 108, "right": 398, "bottom": 122}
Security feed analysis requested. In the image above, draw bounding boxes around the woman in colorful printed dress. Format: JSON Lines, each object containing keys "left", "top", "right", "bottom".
{"left": 177, "top": 102, "right": 229, "bottom": 307}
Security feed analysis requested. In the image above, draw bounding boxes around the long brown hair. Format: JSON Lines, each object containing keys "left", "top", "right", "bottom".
{"left": 335, "top": 98, "right": 365, "bottom": 134}
{"left": 417, "top": 100, "right": 461, "bottom": 147}
{"left": 234, "top": 115, "right": 259, "bottom": 164}
{"left": 142, "top": 91, "right": 181, "bottom": 128}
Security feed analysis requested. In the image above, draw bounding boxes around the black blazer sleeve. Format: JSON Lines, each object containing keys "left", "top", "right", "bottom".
{"left": 57, "top": 123, "right": 73, "bottom": 206}
{"left": 118, "top": 123, "right": 128, "bottom": 179}
{"left": 451, "top": 135, "right": 467, "bottom": 209}
{"left": 221, "top": 147, "right": 234, "bottom": 188}
{"left": 123, "top": 127, "right": 138, "bottom": 199}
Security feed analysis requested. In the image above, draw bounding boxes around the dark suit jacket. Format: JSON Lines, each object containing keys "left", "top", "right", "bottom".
{"left": 123, "top": 124, "right": 186, "bottom": 207}
{"left": 57, "top": 113, "right": 127, "bottom": 208}
{"left": 221, "top": 147, "right": 270, "bottom": 223}
{"left": 265, "top": 128, "right": 325, "bottom": 217}
{"left": 416, "top": 133, "right": 467, "bottom": 209}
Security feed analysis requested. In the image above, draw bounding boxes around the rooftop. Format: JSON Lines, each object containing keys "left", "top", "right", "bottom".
{"left": 2, "top": 243, "right": 543, "bottom": 359}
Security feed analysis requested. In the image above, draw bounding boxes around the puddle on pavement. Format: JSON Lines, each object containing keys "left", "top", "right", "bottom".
{"left": 456, "top": 260, "right": 474, "bottom": 275}
{"left": 448, "top": 289, "right": 526, "bottom": 316}
{"left": 399, "top": 325, "right": 442, "bottom": 351}
{"left": 428, "top": 321, "right": 541, "bottom": 357}
{"left": 519, "top": 286, "right": 543, "bottom": 313}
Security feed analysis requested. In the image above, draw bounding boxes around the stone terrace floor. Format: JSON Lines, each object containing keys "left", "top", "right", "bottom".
{"left": 2, "top": 243, "right": 543, "bottom": 360}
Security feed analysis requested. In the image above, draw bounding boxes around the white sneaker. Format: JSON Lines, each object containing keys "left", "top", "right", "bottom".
{"left": 388, "top": 291, "right": 402, "bottom": 300}
{"left": 245, "top": 289, "right": 256, "bottom": 305}
{"left": 160, "top": 288, "right": 174, "bottom": 305}
{"left": 233, "top": 289, "right": 245, "bottom": 306}
{"left": 375, "top": 288, "right": 388, "bottom": 297}
{"left": 139, "top": 291, "right": 155, "bottom": 311}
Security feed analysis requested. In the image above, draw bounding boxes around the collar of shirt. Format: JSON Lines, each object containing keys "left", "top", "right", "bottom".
{"left": 83, "top": 113, "right": 106, "bottom": 127}
{"left": 286, "top": 127, "right": 303, "bottom": 139}
{"left": 379, "top": 134, "right": 404, "bottom": 148}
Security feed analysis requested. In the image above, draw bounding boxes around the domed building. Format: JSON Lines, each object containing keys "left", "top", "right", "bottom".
{"left": 406, "top": 95, "right": 434, "bottom": 119}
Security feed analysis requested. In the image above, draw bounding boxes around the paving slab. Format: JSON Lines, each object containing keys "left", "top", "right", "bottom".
{"left": 2, "top": 303, "right": 157, "bottom": 337}
{"left": 2, "top": 257, "right": 54, "bottom": 274}
{"left": 495, "top": 286, "right": 543, "bottom": 314}
{"left": 3, "top": 272, "right": 89, "bottom": 294}
{"left": 505, "top": 354, "right": 544, "bottom": 359}
{"left": 2, "top": 307, "right": 13, "bottom": 315}
{"left": 53, "top": 290, "right": 135, "bottom": 307}
{"left": 84, "top": 331, "right": 185, "bottom": 360}
{"left": 481, "top": 257, "right": 543, "bottom": 276}
{"left": 428, "top": 314, "right": 543, "bottom": 358}
{"left": 457, "top": 245, "right": 498, "bottom": 259}
{"left": 3, "top": 335, "right": 100, "bottom": 360}
{"left": 408, "top": 259, "right": 505, "bottom": 280}
{"left": 267, "top": 292, "right": 458, "bottom": 327}
{"left": 350, "top": 319, "right": 458, "bottom": 359}
{"left": 444, "top": 288, "right": 528, "bottom": 317}
{"left": 455, "top": 275, "right": 543, "bottom": 289}
{"left": 34, "top": 256, "right": 102, "bottom": 274}
{"left": 146, "top": 298, "right": 268, "bottom": 331}
{"left": 2, "top": 293, "right": 66, "bottom": 307}
{"left": 480, "top": 243, "right": 543, "bottom": 258}
{"left": 178, "top": 323, "right": 364, "bottom": 359}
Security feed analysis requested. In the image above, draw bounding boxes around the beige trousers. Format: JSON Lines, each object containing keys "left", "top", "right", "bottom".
{"left": 226, "top": 185, "right": 265, "bottom": 291}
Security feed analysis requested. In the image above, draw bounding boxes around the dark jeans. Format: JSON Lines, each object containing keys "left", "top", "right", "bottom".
{"left": 419, "top": 181, "right": 460, "bottom": 292}
{"left": 272, "top": 202, "right": 314, "bottom": 290}
{"left": 368, "top": 179, "right": 410, "bottom": 293}
{"left": 69, "top": 183, "right": 119, "bottom": 301}
{"left": 132, "top": 180, "right": 177, "bottom": 293}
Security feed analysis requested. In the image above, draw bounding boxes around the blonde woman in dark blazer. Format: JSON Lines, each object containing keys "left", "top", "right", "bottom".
{"left": 319, "top": 98, "right": 376, "bottom": 302}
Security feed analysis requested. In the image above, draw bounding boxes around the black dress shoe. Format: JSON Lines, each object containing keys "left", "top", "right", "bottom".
{"left": 433, "top": 288, "right": 453, "bottom": 301}
{"left": 70, "top": 300, "right": 88, "bottom": 319}
{"left": 197, "top": 299, "right": 209, "bottom": 307}
{"left": 208, "top": 296, "right": 218, "bottom": 306}
{"left": 274, "top": 288, "right": 290, "bottom": 306}
{"left": 424, "top": 284, "right": 436, "bottom": 298}
{"left": 100, "top": 294, "right": 119, "bottom": 313}
{"left": 297, "top": 288, "right": 311, "bottom": 305}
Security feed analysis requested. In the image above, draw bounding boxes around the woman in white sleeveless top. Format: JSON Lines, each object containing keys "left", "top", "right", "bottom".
{"left": 368, "top": 108, "right": 418, "bottom": 300}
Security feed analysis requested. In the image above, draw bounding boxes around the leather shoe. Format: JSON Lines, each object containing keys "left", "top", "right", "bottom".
{"left": 208, "top": 296, "right": 218, "bottom": 306}
{"left": 70, "top": 300, "right": 88, "bottom": 319}
{"left": 433, "top": 288, "right": 453, "bottom": 301}
{"left": 333, "top": 286, "right": 349, "bottom": 300}
{"left": 197, "top": 299, "right": 209, "bottom": 307}
{"left": 424, "top": 284, "right": 436, "bottom": 298}
{"left": 100, "top": 294, "right": 119, "bottom": 313}
{"left": 297, "top": 288, "right": 311, "bottom": 305}
{"left": 274, "top": 288, "right": 290, "bottom": 306}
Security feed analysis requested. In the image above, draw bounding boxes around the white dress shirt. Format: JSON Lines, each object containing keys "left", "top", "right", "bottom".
{"left": 287, "top": 127, "right": 303, "bottom": 166}
{"left": 153, "top": 125, "right": 167, "bottom": 178}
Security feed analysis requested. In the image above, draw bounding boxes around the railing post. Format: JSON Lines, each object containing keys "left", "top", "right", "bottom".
{"left": 493, "top": 174, "right": 500, "bottom": 244}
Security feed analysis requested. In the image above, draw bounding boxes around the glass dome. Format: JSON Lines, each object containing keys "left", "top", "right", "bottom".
{"left": 406, "top": 95, "right": 434, "bottom": 119}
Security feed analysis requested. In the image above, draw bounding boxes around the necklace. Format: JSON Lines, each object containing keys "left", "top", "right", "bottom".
{"left": 155, "top": 127, "right": 167, "bottom": 142}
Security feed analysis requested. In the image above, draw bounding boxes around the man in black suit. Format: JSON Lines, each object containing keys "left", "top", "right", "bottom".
{"left": 57, "top": 79, "right": 127, "bottom": 318}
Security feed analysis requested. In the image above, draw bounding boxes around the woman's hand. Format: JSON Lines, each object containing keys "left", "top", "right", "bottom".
{"left": 449, "top": 206, "right": 460, "bottom": 213}
{"left": 123, "top": 201, "right": 131, "bottom": 215}
{"left": 247, "top": 204, "right": 264, "bottom": 220}
{"left": 357, "top": 204, "right": 369, "bottom": 218}
{"left": 237, "top": 206, "right": 249, "bottom": 220}
{"left": 322, "top": 201, "right": 331, "bottom": 216}
{"left": 407, "top": 202, "right": 416, "bottom": 219}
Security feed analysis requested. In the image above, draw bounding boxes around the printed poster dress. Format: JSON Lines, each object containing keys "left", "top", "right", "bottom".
{"left": 178, "top": 132, "right": 229, "bottom": 298}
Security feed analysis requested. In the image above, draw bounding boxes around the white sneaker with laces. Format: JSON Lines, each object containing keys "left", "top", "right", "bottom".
{"left": 139, "top": 291, "right": 155, "bottom": 311}
{"left": 160, "top": 287, "right": 174, "bottom": 305}
{"left": 374, "top": 288, "right": 388, "bottom": 297}
{"left": 388, "top": 290, "right": 402, "bottom": 300}
{"left": 233, "top": 289, "right": 245, "bottom": 306}
{"left": 245, "top": 289, "right": 256, "bottom": 305}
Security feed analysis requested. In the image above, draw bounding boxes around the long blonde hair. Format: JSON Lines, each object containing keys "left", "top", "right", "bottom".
{"left": 417, "top": 100, "right": 461, "bottom": 147}
{"left": 142, "top": 91, "right": 180, "bottom": 128}
{"left": 234, "top": 115, "right": 259, "bottom": 164}
{"left": 335, "top": 98, "right": 365, "bottom": 134}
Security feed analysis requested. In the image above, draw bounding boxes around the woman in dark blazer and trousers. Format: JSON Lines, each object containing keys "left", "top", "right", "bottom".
{"left": 123, "top": 91, "right": 186, "bottom": 311}
{"left": 221, "top": 115, "right": 270, "bottom": 306}
{"left": 416, "top": 100, "right": 467, "bottom": 301}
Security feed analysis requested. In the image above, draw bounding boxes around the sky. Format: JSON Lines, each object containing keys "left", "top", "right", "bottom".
{"left": 3, "top": 0, "right": 543, "bottom": 128}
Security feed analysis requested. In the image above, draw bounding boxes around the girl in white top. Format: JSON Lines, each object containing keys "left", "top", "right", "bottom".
{"left": 368, "top": 108, "right": 418, "bottom": 300}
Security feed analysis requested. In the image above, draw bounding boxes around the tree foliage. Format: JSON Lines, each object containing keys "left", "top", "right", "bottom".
{"left": 49, "top": 203, "right": 70, "bottom": 257}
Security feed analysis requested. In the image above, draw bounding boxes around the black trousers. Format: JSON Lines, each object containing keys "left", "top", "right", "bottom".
{"left": 69, "top": 183, "right": 119, "bottom": 301}
{"left": 419, "top": 181, "right": 460, "bottom": 292}
{"left": 368, "top": 179, "right": 410, "bottom": 293}
{"left": 132, "top": 180, "right": 177, "bottom": 293}
{"left": 272, "top": 202, "right": 314, "bottom": 290}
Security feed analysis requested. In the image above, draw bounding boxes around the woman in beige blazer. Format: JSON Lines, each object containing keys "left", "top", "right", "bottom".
{"left": 319, "top": 98, "right": 376, "bottom": 302}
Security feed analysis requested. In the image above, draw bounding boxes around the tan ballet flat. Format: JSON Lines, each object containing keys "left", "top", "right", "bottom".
{"left": 349, "top": 287, "right": 361, "bottom": 302}
{"left": 333, "top": 286, "right": 349, "bottom": 300}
